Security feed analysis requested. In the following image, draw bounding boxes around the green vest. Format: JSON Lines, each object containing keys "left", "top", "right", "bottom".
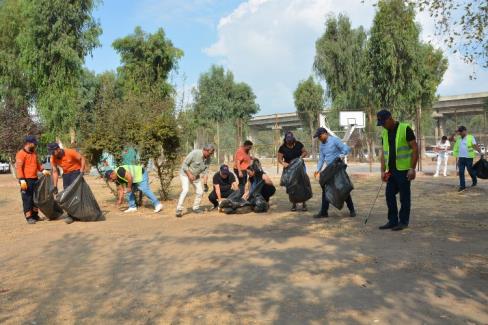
{"left": 116, "top": 165, "right": 143, "bottom": 184}
{"left": 453, "top": 135, "right": 476, "bottom": 158}
{"left": 382, "top": 123, "right": 413, "bottom": 171}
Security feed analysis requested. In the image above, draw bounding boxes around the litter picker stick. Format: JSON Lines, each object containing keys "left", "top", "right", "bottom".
{"left": 364, "top": 181, "right": 384, "bottom": 225}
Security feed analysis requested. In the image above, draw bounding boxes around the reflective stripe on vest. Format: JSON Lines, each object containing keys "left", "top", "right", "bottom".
{"left": 453, "top": 135, "right": 475, "bottom": 158}
{"left": 382, "top": 123, "right": 413, "bottom": 171}
{"left": 117, "top": 165, "right": 144, "bottom": 184}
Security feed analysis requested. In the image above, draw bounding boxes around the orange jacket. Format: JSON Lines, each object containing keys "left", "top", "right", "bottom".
{"left": 51, "top": 148, "right": 82, "bottom": 174}
{"left": 16, "top": 149, "right": 42, "bottom": 179}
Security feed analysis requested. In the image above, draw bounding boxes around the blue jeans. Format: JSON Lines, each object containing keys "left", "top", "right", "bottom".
{"left": 126, "top": 170, "right": 160, "bottom": 208}
{"left": 385, "top": 169, "right": 411, "bottom": 226}
{"left": 458, "top": 157, "right": 477, "bottom": 188}
{"left": 62, "top": 170, "right": 81, "bottom": 189}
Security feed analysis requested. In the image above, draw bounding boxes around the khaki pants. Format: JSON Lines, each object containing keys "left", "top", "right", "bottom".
{"left": 176, "top": 174, "right": 203, "bottom": 211}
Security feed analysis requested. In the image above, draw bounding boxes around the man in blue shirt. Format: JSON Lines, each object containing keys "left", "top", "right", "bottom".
{"left": 313, "top": 127, "right": 356, "bottom": 218}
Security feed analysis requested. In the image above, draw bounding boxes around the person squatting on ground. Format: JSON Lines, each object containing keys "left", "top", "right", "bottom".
{"left": 208, "top": 164, "right": 239, "bottom": 209}
{"left": 233, "top": 140, "right": 253, "bottom": 196}
{"left": 453, "top": 126, "right": 482, "bottom": 192}
{"left": 104, "top": 165, "right": 162, "bottom": 213}
{"left": 434, "top": 135, "right": 450, "bottom": 177}
{"left": 176, "top": 144, "right": 215, "bottom": 217}
{"left": 278, "top": 131, "right": 309, "bottom": 211}
{"left": 48, "top": 142, "right": 86, "bottom": 224}
{"left": 377, "top": 110, "right": 418, "bottom": 231}
{"left": 16, "top": 136, "right": 50, "bottom": 224}
{"left": 243, "top": 159, "right": 276, "bottom": 203}
{"left": 313, "top": 127, "right": 356, "bottom": 219}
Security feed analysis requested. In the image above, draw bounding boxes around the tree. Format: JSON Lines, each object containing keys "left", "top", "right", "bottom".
{"left": 112, "top": 26, "right": 183, "bottom": 99}
{"left": 192, "top": 65, "right": 258, "bottom": 163}
{"left": 0, "top": 0, "right": 38, "bottom": 164}
{"left": 294, "top": 76, "right": 325, "bottom": 157}
{"left": 314, "top": 14, "right": 369, "bottom": 110}
{"left": 368, "top": 0, "right": 423, "bottom": 120}
{"left": 83, "top": 27, "right": 183, "bottom": 200}
{"left": 18, "top": 0, "right": 101, "bottom": 139}
{"left": 408, "top": 0, "right": 487, "bottom": 69}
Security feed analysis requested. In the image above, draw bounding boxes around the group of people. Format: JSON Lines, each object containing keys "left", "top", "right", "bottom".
{"left": 15, "top": 110, "right": 483, "bottom": 231}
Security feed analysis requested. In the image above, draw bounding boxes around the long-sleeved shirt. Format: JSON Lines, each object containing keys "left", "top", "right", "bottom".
{"left": 317, "top": 136, "right": 351, "bottom": 172}
{"left": 181, "top": 149, "right": 211, "bottom": 178}
{"left": 16, "top": 149, "right": 42, "bottom": 179}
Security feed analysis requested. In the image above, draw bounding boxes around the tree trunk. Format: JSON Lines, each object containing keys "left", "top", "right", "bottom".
{"left": 216, "top": 122, "right": 220, "bottom": 164}
{"left": 416, "top": 104, "right": 422, "bottom": 172}
{"left": 309, "top": 113, "right": 315, "bottom": 159}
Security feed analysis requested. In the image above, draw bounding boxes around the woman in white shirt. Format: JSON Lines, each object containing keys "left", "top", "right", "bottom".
{"left": 434, "top": 136, "right": 450, "bottom": 177}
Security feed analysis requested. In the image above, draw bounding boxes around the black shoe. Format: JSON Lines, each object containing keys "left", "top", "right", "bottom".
{"left": 458, "top": 187, "right": 466, "bottom": 192}
{"left": 26, "top": 217, "right": 37, "bottom": 224}
{"left": 64, "top": 216, "right": 74, "bottom": 224}
{"left": 193, "top": 208, "right": 204, "bottom": 214}
{"left": 391, "top": 224, "right": 408, "bottom": 231}
{"left": 32, "top": 214, "right": 41, "bottom": 221}
{"left": 472, "top": 182, "right": 477, "bottom": 187}
{"left": 291, "top": 204, "right": 297, "bottom": 212}
{"left": 176, "top": 210, "right": 183, "bottom": 218}
{"left": 379, "top": 222, "right": 396, "bottom": 230}
{"left": 314, "top": 213, "right": 328, "bottom": 219}
{"left": 350, "top": 210, "right": 357, "bottom": 218}
{"left": 302, "top": 203, "right": 308, "bottom": 211}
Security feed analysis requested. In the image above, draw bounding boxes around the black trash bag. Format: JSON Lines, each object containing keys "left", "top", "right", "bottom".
{"left": 252, "top": 194, "right": 269, "bottom": 213}
{"left": 219, "top": 180, "right": 267, "bottom": 214}
{"left": 473, "top": 156, "right": 488, "bottom": 179}
{"left": 219, "top": 190, "right": 253, "bottom": 214}
{"left": 33, "top": 174, "right": 64, "bottom": 220}
{"left": 55, "top": 175, "right": 102, "bottom": 221}
{"left": 280, "top": 158, "right": 312, "bottom": 203}
{"left": 319, "top": 158, "right": 354, "bottom": 210}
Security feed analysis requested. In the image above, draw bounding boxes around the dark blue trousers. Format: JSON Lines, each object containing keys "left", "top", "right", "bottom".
{"left": 319, "top": 188, "right": 355, "bottom": 216}
{"left": 385, "top": 169, "right": 411, "bottom": 226}
{"left": 62, "top": 170, "right": 81, "bottom": 189}
{"left": 458, "top": 157, "right": 477, "bottom": 188}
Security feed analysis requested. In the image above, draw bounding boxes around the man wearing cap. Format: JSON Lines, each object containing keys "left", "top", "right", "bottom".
{"left": 16, "top": 136, "right": 50, "bottom": 224}
{"left": 233, "top": 140, "right": 253, "bottom": 196}
{"left": 377, "top": 110, "right": 418, "bottom": 231}
{"left": 48, "top": 143, "right": 86, "bottom": 224}
{"left": 278, "top": 131, "right": 309, "bottom": 211}
{"left": 313, "top": 127, "right": 356, "bottom": 218}
{"left": 453, "top": 126, "right": 481, "bottom": 192}
{"left": 104, "top": 165, "right": 163, "bottom": 213}
{"left": 176, "top": 144, "right": 215, "bottom": 217}
{"left": 208, "top": 164, "right": 239, "bottom": 209}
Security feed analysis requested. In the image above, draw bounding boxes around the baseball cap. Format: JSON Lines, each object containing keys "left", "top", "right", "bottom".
{"left": 285, "top": 131, "right": 295, "bottom": 142}
{"left": 47, "top": 143, "right": 60, "bottom": 154}
{"left": 457, "top": 125, "right": 467, "bottom": 132}
{"left": 24, "top": 135, "right": 37, "bottom": 145}
{"left": 220, "top": 164, "right": 230, "bottom": 175}
{"left": 313, "top": 127, "right": 328, "bottom": 138}
{"left": 104, "top": 170, "right": 114, "bottom": 180}
{"left": 376, "top": 109, "right": 392, "bottom": 126}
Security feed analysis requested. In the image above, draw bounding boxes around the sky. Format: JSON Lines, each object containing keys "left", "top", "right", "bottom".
{"left": 85, "top": 0, "right": 488, "bottom": 116}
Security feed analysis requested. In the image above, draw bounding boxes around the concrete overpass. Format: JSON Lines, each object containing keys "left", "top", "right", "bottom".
{"left": 249, "top": 92, "right": 488, "bottom": 136}
{"left": 432, "top": 92, "right": 488, "bottom": 137}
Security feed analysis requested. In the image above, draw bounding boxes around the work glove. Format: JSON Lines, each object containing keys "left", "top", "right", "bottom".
{"left": 204, "top": 184, "right": 209, "bottom": 192}
{"left": 42, "top": 170, "right": 51, "bottom": 176}
{"left": 20, "top": 180, "right": 27, "bottom": 191}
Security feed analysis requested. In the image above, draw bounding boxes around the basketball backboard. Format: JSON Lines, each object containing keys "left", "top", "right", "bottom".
{"left": 339, "top": 111, "right": 365, "bottom": 128}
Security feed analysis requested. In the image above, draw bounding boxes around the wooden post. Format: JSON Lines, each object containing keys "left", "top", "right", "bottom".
{"left": 417, "top": 104, "right": 422, "bottom": 172}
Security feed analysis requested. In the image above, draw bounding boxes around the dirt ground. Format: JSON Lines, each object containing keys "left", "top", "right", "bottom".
{"left": 0, "top": 166, "right": 487, "bottom": 325}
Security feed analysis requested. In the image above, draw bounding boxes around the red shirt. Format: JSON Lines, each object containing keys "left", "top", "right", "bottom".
{"left": 16, "top": 149, "right": 42, "bottom": 179}
{"left": 51, "top": 148, "right": 82, "bottom": 174}
{"left": 233, "top": 147, "right": 252, "bottom": 170}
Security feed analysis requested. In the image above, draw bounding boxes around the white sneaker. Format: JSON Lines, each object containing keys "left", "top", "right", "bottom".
{"left": 433, "top": 173, "right": 439, "bottom": 177}
{"left": 154, "top": 203, "right": 163, "bottom": 213}
{"left": 124, "top": 207, "right": 137, "bottom": 213}
{"left": 443, "top": 173, "right": 447, "bottom": 177}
